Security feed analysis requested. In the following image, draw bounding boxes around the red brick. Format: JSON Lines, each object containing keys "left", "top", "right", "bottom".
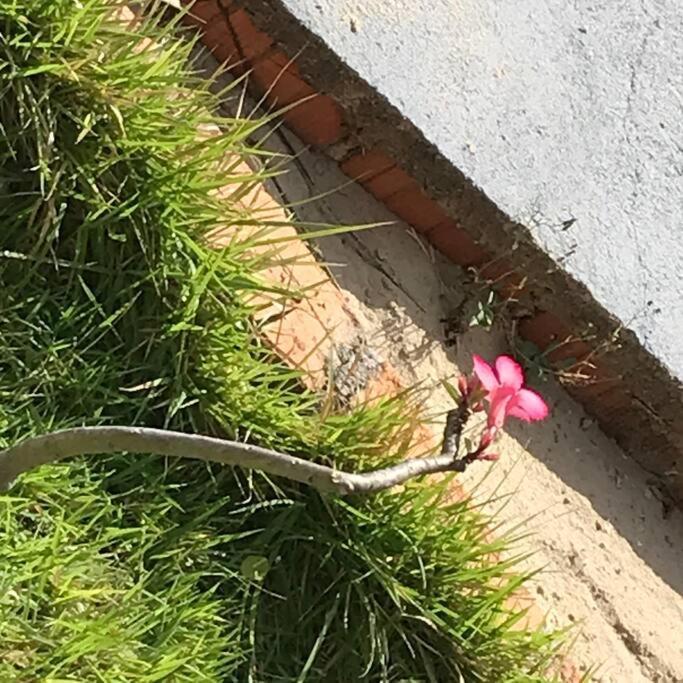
{"left": 575, "top": 371, "right": 628, "bottom": 412}
{"left": 251, "top": 51, "right": 313, "bottom": 106}
{"left": 228, "top": 9, "right": 273, "bottom": 62}
{"left": 517, "top": 313, "right": 631, "bottom": 422}
{"left": 426, "top": 219, "right": 489, "bottom": 267}
{"left": 362, "top": 166, "right": 415, "bottom": 201}
{"left": 282, "top": 95, "right": 344, "bottom": 146}
{"left": 574, "top": 374, "right": 631, "bottom": 421}
{"left": 340, "top": 150, "right": 396, "bottom": 182}
{"left": 384, "top": 186, "right": 449, "bottom": 233}
{"left": 479, "top": 258, "right": 526, "bottom": 299}
{"left": 181, "top": 0, "right": 221, "bottom": 27}
{"left": 518, "top": 311, "right": 591, "bottom": 363}
{"left": 200, "top": 17, "right": 240, "bottom": 66}
{"left": 179, "top": 2, "right": 246, "bottom": 73}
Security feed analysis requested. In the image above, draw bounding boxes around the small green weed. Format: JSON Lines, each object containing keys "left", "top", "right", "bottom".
{"left": 514, "top": 339, "right": 579, "bottom": 385}
{"left": 469, "top": 288, "right": 498, "bottom": 330}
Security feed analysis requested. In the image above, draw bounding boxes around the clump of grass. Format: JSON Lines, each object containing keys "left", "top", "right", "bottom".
{"left": 0, "top": 1, "right": 568, "bottom": 680}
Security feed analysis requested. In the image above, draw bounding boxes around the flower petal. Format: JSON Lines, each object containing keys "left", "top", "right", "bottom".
{"left": 507, "top": 404, "right": 532, "bottom": 422}
{"left": 487, "top": 390, "right": 514, "bottom": 428}
{"left": 495, "top": 355, "right": 524, "bottom": 390}
{"left": 514, "top": 388, "right": 549, "bottom": 421}
{"left": 472, "top": 354, "right": 499, "bottom": 392}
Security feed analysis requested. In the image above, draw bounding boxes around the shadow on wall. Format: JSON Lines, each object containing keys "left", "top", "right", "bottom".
{"left": 261, "top": 125, "right": 683, "bottom": 601}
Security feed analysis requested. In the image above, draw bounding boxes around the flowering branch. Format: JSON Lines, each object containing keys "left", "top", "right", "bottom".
{"left": 0, "top": 406, "right": 477, "bottom": 496}
{"left": 0, "top": 355, "right": 548, "bottom": 496}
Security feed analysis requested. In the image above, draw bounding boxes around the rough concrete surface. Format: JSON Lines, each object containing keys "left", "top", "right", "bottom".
{"left": 261, "top": 128, "right": 683, "bottom": 682}
{"left": 277, "top": 0, "right": 683, "bottom": 382}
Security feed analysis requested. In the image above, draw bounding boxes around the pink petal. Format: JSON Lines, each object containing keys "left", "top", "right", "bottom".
{"left": 507, "top": 404, "right": 532, "bottom": 422}
{"left": 487, "top": 391, "right": 514, "bottom": 428}
{"left": 495, "top": 355, "right": 524, "bottom": 390}
{"left": 472, "top": 355, "right": 499, "bottom": 392}
{"left": 514, "top": 388, "right": 549, "bottom": 422}
{"left": 478, "top": 426, "right": 497, "bottom": 449}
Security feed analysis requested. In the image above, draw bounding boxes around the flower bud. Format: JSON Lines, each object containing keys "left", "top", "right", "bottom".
{"left": 478, "top": 427, "right": 497, "bottom": 449}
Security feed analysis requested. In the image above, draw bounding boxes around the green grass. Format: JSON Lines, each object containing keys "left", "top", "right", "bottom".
{"left": 0, "top": 1, "right": 568, "bottom": 680}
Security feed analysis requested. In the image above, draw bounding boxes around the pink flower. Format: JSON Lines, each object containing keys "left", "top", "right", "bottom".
{"left": 478, "top": 427, "right": 496, "bottom": 449}
{"left": 472, "top": 354, "right": 549, "bottom": 429}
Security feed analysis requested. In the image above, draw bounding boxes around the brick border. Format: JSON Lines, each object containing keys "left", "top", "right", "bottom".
{"left": 180, "top": 0, "right": 683, "bottom": 506}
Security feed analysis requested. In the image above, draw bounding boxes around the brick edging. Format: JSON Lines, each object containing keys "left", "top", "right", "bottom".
{"left": 180, "top": 0, "right": 683, "bottom": 507}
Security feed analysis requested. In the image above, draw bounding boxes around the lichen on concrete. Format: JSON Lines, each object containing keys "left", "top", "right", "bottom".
{"left": 327, "top": 339, "right": 382, "bottom": 407}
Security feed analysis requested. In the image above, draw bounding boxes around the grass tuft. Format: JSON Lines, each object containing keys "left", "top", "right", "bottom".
{"left": 0, "top": 1, "right": 568, "bottom": 680}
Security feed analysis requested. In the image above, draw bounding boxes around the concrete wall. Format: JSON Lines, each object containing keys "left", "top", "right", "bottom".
{"left": 279, "top": 0, "right": 683, "bottom": 381}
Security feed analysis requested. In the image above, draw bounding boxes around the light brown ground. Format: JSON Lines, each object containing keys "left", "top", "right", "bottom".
{"left": 260, "top": 131, "right": 683, "bottom": 682}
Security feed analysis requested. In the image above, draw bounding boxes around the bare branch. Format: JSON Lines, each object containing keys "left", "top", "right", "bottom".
{"left": 0, "top": 404, "right": 481, "bottom": 496}
{"left": 0, "top": 427, "right": 353, "bottom": 494}
{"left": 441, "top": 403, "right": 469, "bottom": 456}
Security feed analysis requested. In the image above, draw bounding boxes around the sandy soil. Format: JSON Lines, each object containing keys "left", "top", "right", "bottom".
{"left": 263, "top": 131, "right": 683, "bottom": 682}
